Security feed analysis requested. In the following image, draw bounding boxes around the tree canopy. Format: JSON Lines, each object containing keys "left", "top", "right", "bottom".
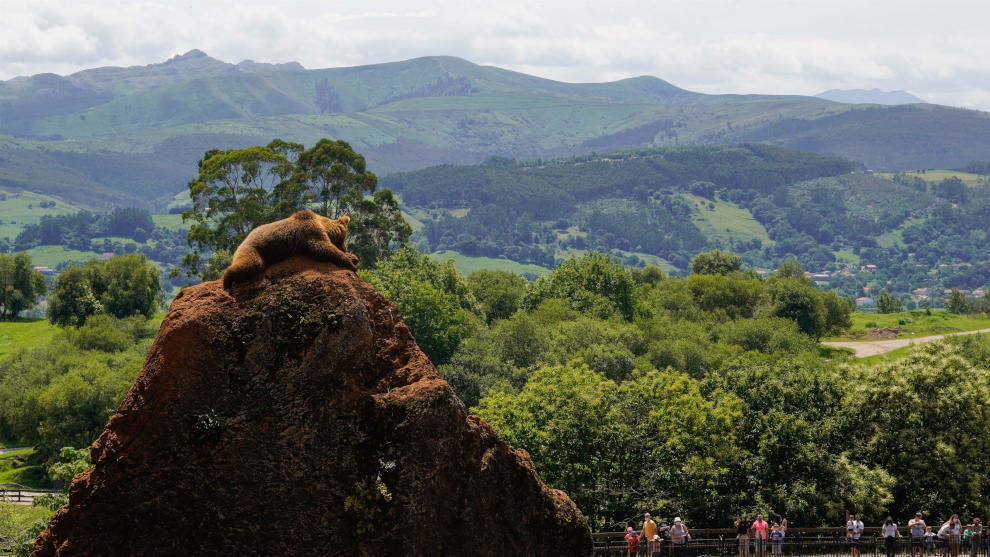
{"left": 181, "top": 138, "right": 410, "bottom": 278}
{"left": 47, "top": 254, "right": 162, "bottom": 327}
{"left": 0, "top": 253, "right": 46, "bottom": 320}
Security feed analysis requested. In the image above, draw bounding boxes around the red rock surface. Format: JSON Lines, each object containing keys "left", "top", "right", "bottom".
{"left": 33, "top": 256, "right": 592, "bottom": 556}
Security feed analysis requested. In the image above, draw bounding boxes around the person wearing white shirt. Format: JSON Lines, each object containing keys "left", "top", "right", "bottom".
{"left": 939, "top": 517, "right": 962, "bottom": 557}
{"left": 882, "top": 517, "right": 900, "bottom": 557}
{"left": 848, "top": 514, "right": 865, "bottom": 557}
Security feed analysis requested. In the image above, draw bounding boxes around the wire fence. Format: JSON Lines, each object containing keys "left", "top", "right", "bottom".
{"left": 594, "top": 529, "right": 989, "bottom": 557}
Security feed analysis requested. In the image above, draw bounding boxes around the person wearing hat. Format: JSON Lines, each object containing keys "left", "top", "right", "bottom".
{"left": 626, "top": 526, "right": 641, "bottom": 557}
{"left": 649, "top": 534, "right": 664, "bottom": 557}
{"left": 670, "top": 517, "right": 690, "bottom": 557}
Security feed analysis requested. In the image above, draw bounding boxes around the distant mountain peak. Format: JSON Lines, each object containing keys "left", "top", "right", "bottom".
{"left": 815, "top": 88, "right": 926, "bottom": 105}
{"left": 173, "top": 49, "right": 210, "bottom": 61}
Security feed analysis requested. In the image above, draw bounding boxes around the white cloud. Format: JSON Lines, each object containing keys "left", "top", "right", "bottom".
{"left": 2, "top": 0, "right": 990, "bottom": 109}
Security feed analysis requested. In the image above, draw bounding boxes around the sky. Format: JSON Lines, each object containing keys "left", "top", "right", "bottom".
{"left": 3, "top": 0, "right": 990, "bottom": 110}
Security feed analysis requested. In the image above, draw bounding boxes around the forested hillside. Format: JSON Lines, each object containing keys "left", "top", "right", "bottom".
{"left": 4, "top": 50, "right": 990, "bottom": 207}
{"left": 387, "top": 144, "right": 990, "bottom": 301}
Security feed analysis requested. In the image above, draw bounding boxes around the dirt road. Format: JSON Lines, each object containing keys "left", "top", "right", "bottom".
{"left": 823, "top": 328, "right": 990, "bottom": 358}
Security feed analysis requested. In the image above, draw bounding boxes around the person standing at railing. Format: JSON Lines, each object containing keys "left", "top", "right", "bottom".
{"left": 753, "top": 514, "right": 770, "bottom": 557}
{"left": 882, "top": 516, "right": 901, "bottom": 557}
{"left": 940, "top": 516, "right": 962, "bottom": 557}
{"left": 848, "top": 513, "right": 865, "bottom": 557}
{"left": 910, "top": 513, "right": 928, "bottom": 557}
{"left": 846, "top": 514, "right": 863, "bottom": 557}
{"left": 626, "top": 526, "right": 641, "bottom": 557}
{"left": 649, "top": 535, "right": 663, "bottom": 557}
{"left": 770, "top": 523, "right": 785, "bottom": 556}
{"left": 949, "top": 515, "right": 964, "bottom": 557}
{"left": 670, "top": 517, "right": 689, "bottom": 557}
{"left": 967, "top": 518, "right": 982, "bottom": 557}
{"left": 642, "top": 513, "right": 658, "bottom": 555}
{"left": 736, "top": 515, "right": 751, "bottom": 557}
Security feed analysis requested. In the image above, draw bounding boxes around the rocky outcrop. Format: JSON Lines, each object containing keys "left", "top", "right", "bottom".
{"left": 34, "top": 256, "right": 591, "bottom": 556}
{"left": 866, "top": 326, "right": 901, "bottom": 339}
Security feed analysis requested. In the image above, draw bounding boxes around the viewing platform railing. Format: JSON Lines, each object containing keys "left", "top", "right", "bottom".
{"left": 594, "top": 527, "right": 986, "bottom": 557}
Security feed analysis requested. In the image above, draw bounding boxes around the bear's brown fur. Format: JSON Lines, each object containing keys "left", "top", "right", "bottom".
{"left": 222, "top": 210, "right": 357, "bottom": 289}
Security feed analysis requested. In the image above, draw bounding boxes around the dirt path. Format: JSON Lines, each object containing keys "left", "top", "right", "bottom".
{"left": 823, "top": 328, "right": 990, "bottom": 358}
{"left": 0, "top": 446, "right": 31, "bottom": 455}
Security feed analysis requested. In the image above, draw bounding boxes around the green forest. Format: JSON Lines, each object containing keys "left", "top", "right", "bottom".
{"left": 385, "top": 145, "right": 990, "bottom": 302}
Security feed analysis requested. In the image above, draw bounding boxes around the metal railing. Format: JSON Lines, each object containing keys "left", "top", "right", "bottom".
{"left": 594, "top": 529, "right": 989, "bottom": 557}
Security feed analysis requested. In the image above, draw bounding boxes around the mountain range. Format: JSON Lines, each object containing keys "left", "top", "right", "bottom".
{"left": 2, "top": 50, "right": 990, "bottom": 208}
{"left": 815, "top": 89, "right": 927, "bottom": 105}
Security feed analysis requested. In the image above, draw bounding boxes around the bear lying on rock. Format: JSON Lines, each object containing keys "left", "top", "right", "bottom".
{"left": 222, "top": 210, "right": 357, "bottom": 289}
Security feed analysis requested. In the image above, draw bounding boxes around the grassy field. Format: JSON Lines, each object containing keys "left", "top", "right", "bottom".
{"left": 682, "top": 193, "right": 774, "bottom": 247}
{"left": 430, "top": 250, "right": 550, "bottom": 277}
{"left": 876, "top": 217, "right": 925, "bottom": 249}
{"left": 6, "top": 504, "right": 52, "bottom": 524}
{"left": 833, "top": 248, "right": 861, "bottom": 265}
{"left": 0, "top": 447, "right": 45, "bottom": 487}
{"left": 0, "top": 319, "right": 59, "bottom": 359}
{"left": 0, "top": 189, "right": 83, "bottom": 240}
{"left": 880, "top": 169, "right": 986, "bottom": 187}
{"left": 826, "top": 311, "right": 990, "bottom": 341}
{"left": 23, "top": 246, "right": 100, "bottom": 268}
{"left": 151, "top": 213, "right": 188, "bottom": 231}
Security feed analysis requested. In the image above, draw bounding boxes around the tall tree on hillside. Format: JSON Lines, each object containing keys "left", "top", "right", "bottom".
{"left": 181, "top": 141, "right": 296, "bottom": 276}
{"left": 180, "top": 138, "right": 409, "bottom": 277}
{"left": 295, "top": 139, "right": 377, "bottom": 219}
{"left": 947, "top": 288, "right": 969, "bottom": 314}
{"left": 0, "top": 253, "right": 46, "bottom": 320}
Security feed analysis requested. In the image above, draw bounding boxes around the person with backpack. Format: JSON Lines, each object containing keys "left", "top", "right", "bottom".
{"left": 910, "top": 513, "right": 928, "bottom": 557}
{"left": 670, "top": 517, "right": 690, "bottom": 557}
{"left": 882, "top": 516, "right": 901, "bottom": 557}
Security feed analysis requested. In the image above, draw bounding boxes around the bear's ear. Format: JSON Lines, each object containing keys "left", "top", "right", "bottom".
{"left": 336, "top": 215, "right": 350, "bottom": 229}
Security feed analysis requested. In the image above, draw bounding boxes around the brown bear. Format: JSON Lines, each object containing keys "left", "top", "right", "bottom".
{"left": 222, "top": 210, "right": 358, "bottom": 289}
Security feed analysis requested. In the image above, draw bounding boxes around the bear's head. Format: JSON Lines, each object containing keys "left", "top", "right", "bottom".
{"left": 321, "top": 215, "right": 350, "bottom": 250}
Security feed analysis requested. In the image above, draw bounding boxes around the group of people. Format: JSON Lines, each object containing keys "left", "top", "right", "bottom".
{"left": 735, "top": 514, "right": 789, "bottom": 557}
{"left": 852, "top": 513, "right": 985, "bottom": 557}
{"left": 624, "top": 514, "right": 690, "bottom": 557}
{"left": 621, "top": 512, "right": 986, "bottom": 557}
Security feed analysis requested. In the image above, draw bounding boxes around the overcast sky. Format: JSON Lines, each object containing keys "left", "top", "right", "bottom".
{"left": 4, "top": 0, "right": 990, "bottom": 110}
